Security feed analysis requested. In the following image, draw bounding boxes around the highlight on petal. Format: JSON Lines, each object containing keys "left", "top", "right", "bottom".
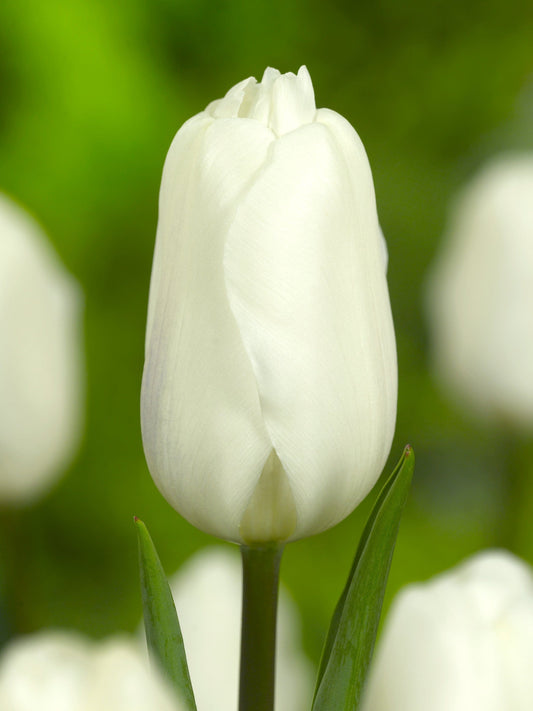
{"left": 269, "top": 66, "right": 316, "bottom": 136}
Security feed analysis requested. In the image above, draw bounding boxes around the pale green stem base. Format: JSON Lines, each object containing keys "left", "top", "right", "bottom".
{"left": 239, "top": 544, "right": 283, "bottom": 711}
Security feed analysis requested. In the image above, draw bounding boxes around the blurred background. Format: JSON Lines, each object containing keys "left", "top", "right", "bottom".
{"left": 1, "top": 0, "right": 533, "bottom": 673}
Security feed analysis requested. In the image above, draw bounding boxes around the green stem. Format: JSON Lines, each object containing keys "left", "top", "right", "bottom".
{"left": 239, "top": 544, "right": 283, "bottom": 711}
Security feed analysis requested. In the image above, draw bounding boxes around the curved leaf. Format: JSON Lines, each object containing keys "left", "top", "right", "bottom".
{"left": 135, "top": 517, "right": 196, "bottom": 711}
{"left": 312, "top": 445, "right": 414, "bottom": 710}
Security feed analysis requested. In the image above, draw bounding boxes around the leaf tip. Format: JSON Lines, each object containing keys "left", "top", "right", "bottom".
{"left": 134, "top": 517, "right": 149, "bottom": 540}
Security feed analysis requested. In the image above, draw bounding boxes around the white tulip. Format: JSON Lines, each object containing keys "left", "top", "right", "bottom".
{"left": 0, "top": 549, "right": 312, "bottom": 710}
{"left": 168, "top": 546, "right": 313, "bottom": 711}
{"left": 0, "top": 194, "right": 84, "bottom": 503}
{"left": 0, "top": 632, "right": 181, "bottom": 711}
{"left": 426, "top": 155, "right": 533, "bottom": 430}
{"left": 361, "top": 550, "right": 533, "bottom": 711}
{"left": 141, "top": 66, "right": 397, "bottom": 544}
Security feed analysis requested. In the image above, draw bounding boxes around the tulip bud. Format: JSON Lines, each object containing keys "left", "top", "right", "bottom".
{"left": 361, "top": 550, "right": 533, "bottom": 711}
{"left": 168, "top": 547, "right": 313, "bottom": 711}
{"left": 0, "top": 194, "right": 84, "bottom": 503}
{"left": 0, "top": 632, "right": 181, "bottom": 711}
{"left": 141, "top": 66, "right": 397, "bottom": 543}
{"left": 426, "top": 155, "right": 533, "bottom": 430}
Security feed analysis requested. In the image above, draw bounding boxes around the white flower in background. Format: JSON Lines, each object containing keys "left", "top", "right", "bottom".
{"left": 0, "top": 547, "right": 312, "bottom": 710}
{"left": 361, "top": 550, "right": 533, "bottom": 711}
{"left": 141, "top": 66, "right": 397, "bottom": 544}
{"left": 0, "top": 193, "right": 84, "bottom": 503}
{"left": 168, "top": 546, "right": 313, "bottom": 711}
{"left": 0, "top": 632, "right": 181, "bottom": 711}
{"left": 426, "top": 155, "right": 533, "bottom": 430}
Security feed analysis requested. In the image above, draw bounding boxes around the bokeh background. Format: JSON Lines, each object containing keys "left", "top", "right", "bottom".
{"left": 1, "top": 0, "right": 533, "bottom": 671}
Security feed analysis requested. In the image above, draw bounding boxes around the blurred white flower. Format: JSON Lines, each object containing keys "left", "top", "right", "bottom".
{"left": 0, "top": 632, "right": 182, "bottom": 711}
{"left": 168, "top": 546, "right": 313, "bottom": 711}
{"left": 141, "top": 65, "right": 397, "bottom": 544}
{"left": 426, "top": 155, "right": 533, "bottom": 430}
{"left": 0, "top": 193, "right": 84, "bottom": 503}
{"left": 0, "top": 548, "right": 312, "bottom": 710}
{"left": 361, "top": 550, "right": 533, "bottom": 711}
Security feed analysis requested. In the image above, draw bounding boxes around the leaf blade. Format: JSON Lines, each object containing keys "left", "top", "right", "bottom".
{"left": 312, "top": 445, "right": 414, "bottom": 711}
{"left": 135, "top": 517, "right": 196, "bottom": 711}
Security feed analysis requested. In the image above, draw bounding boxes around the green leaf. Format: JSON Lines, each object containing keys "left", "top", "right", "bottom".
{"left": 135, "top": 517, "right": 197, "bottom": 711}
{"left": 312, "top": 445, "right": 414, "bottom": 711}
{"left": 313, "top": 447, "right": 410, "bottom": 696}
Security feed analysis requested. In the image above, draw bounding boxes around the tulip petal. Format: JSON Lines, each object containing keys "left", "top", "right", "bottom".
{"left": 206, "top": 77, "right": 256, "bottom": 119}
{"left": 224, "top": 116, "right": 397, "bottom": 540}
{"left": 141, "top": 114, "right": 277, "bottom": 542}
{"left": 269, "top": 66, "right": 316, "bottom": 136}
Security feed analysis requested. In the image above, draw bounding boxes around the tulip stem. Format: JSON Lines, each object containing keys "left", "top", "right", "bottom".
{"left": 239, "top": 544, "right": 283, "bottom": 711}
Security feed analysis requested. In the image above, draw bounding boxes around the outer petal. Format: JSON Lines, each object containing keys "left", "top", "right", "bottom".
{"left": 141, "top": 114, "right": 276, "bottom": 542}
{"left": 224, "top": 114, "right": 397, "bottom": 540}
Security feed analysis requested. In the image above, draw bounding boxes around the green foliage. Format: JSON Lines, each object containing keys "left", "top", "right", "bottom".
{"left": 313, "top": 447, "right": 414, "bottom": 710}
{"left": 135, "top": 518, "right": 196, "bottom": 710}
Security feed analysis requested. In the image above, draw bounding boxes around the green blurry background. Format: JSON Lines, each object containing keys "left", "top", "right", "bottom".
{"left": 1, "top": 0, "right": 533, "bottom": 668}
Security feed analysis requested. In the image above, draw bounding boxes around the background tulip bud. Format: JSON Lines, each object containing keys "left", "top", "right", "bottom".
{"left": 141, "top": 66, "right": 397, "bottom": 543}
{"left": 0, "top": 632, "right": 181, "bottom": 711}
{"left": 426, "top": 155, "right": 533, "bottom": 430}
{"left": 361, "top": 550, "right": 533, "bottom": 711}
{"left": 0, "top": 194, "right": 84, "bottom": 503}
